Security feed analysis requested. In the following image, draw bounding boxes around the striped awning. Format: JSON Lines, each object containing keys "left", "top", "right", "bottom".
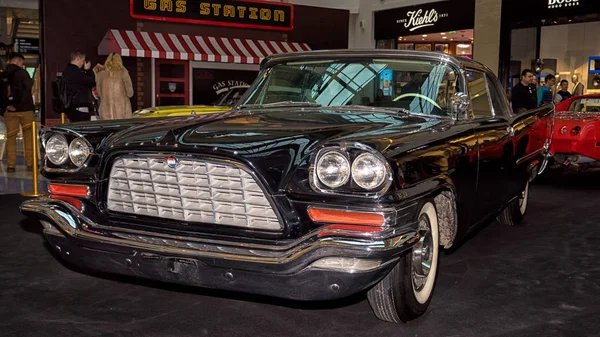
{"left": 98, "top": 29, "right": 311, "bottom": 64}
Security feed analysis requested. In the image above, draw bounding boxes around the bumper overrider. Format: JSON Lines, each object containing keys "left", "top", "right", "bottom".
{"left": 20, "top": 198, "right": 419, "bottom": 301}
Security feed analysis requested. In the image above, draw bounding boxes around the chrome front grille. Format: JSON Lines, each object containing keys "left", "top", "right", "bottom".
{"left": 106, "top": 156, "right": 282, "bottom": 231}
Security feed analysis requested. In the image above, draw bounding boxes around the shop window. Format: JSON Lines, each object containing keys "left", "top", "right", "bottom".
{"left": 159, "top": 64, "right": 186, "bottom": 79}
{"left": 156, "top": 60, "right": 189, "bottom": 107}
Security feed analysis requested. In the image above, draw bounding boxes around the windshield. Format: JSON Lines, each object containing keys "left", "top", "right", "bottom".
{"left": 240, "top": 58, "right": 463, "bottom": 117}
{"left": 568, "top": 98, "right": 600, "bottom": 113}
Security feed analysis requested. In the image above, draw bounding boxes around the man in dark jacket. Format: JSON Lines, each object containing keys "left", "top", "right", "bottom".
{"left": 62, "top": 50, "right": 96, "bottom": 122}
{"left": 511, "top": 69, "right": 537, "bottom": 114}
{"left": 3, "top": 52, "right": 35, "bottom": 172}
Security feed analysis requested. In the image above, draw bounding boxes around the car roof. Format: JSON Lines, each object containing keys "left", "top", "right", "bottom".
{"left": 260, "top": 49, "right": 491, "bottom": 73}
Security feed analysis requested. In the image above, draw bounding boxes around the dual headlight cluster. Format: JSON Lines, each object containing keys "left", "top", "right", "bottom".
{"left": 313, "top": 146, "right": 392, "bottom": 194}
{"left": 45, "top": 133, "right": 92, "bottom": 167}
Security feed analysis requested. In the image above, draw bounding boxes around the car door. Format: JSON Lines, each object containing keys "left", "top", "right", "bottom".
{"left": 466, "top": 69, "right": 518, "bottom": 223}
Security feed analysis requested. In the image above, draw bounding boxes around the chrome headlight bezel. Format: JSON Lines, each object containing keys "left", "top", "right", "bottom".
{"left": 45, "top": 133, "right": 70, "bottom": 166}
{"left": 310, "top": 143, "right": 393, "bottom": 198}
{"left": 315, "top": 150, "right": 351, "bottom": 189}
{"left": 68, "top": 137, "right": 93, "bottom": 167}
{"left": 351, "top": 152, "right": 388, "bottom": 190}
{"left": 41, "top": 131, "right": 94, "bottom": 171}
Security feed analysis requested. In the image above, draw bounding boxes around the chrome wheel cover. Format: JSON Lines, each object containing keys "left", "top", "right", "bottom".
{"left": 519, "top": 182, "right": 529, "bottom": 215}
{"left": 412, "top": 214, "right": 433, "bottom": 292}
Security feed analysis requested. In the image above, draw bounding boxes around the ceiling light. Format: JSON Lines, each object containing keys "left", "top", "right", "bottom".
{"left": 422, "top": 34, "right": 427, "bottom": 37}
{"left": 441, "top": 32, "right": 446, "bottom": 35}
{"left": 451, "top": 38, "right": 454, "bottom": 41}
{"left": 458, "top": 43, "right": 471, "bottom": 48}
{"left": 442, "top": 36, "right": 448, "bottom": 39}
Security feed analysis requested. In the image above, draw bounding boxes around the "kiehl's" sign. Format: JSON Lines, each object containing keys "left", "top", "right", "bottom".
{"left": 374, "top": 0, "right": 475, "bottom": 40}
{"left": 130, "top": 0, "right": 294, "bottom": 31}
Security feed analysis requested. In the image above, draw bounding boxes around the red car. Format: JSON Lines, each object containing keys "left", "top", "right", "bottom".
{"left": 550, "top": 94, "right": 600, "bottom": 169}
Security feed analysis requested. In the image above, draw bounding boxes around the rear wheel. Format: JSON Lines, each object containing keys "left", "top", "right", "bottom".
{"left": 497, "top": 182, "right": 529, "bottom": 226}
{"left": 367, "top": 202, "right": 439, "bottom": 323}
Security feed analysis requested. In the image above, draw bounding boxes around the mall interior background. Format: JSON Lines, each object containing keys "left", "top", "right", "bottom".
{"left": 0, "top": 0, "right": 598, "bottom": 126}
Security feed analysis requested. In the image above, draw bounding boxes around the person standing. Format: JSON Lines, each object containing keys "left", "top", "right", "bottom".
{"left": 96, "top": 53, "right": 134, "bottom": 119}
{"left": 62, "top": 50, "right": 96, "bottom": 122}
{"left": 537, "top": 74, "right": 556, "bottom": 106}
{"left": 554, "top": 80, "right": 572, "bottom": 103}
{"left": 511, "top": 69, "right": 537, "bottom": 114}
{"left": 571, "top": 74, "right": 585, "bottom": 97}
{"left": 3, "top": 53, "right": 34, "bottom": 173}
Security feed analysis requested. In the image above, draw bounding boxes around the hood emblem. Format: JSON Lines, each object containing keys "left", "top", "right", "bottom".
{"left": 167, "top": 156, "right": 178, "bottom": 168}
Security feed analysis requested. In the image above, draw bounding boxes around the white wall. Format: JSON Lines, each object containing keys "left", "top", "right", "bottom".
{"left": 540, "top": 22, "right": 600, "bottom": 93}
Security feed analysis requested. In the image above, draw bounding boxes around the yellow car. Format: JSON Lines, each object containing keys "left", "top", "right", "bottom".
{"left": 133, "top": 105, "right": 230, "bottom": 118}
{"left": 133, "top": 85, "right": 249, "bottom": 118}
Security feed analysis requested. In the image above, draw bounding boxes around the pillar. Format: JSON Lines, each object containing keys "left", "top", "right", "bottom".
{"left": 473, "top": 0, "right": 502, "bottom": 75}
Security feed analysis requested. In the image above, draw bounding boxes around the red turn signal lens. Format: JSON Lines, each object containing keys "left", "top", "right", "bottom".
{"left": 48, "top": 184, "right": 89, "bottom": 198}
{"left": 49, "top": 195, "right": 83, "bottom": 211}
{"left": 308, "top": 208, "right": 385, "bottom": 226}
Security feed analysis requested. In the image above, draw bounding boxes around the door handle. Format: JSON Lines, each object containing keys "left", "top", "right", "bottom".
{"left": 507, "top": 126, "right": 515, "bottom": 136}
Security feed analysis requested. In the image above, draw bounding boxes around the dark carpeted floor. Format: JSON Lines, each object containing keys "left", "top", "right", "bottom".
{"left": 1, "top": 171, "right": 600, "bottom": 337}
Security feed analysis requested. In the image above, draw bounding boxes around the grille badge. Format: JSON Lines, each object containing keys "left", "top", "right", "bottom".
{"left": 167, "top": 156, "right": 178, "bottom": 168}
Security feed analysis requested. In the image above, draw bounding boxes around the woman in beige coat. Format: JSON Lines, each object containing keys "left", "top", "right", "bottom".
{"left": 96, "top": 53, "right": 134, "bottom": 119}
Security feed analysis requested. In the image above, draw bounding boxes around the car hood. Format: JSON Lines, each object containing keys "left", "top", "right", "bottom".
{"left": 62, "top": 108, "right": 453, "bottom": 192}
{"left": 107, "top": 108, "right": 450, "bottom": 156}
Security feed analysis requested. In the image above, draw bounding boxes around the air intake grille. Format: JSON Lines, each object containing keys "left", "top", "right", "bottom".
{"left": 107, "top": 156, "right": 281, "bottom": 231}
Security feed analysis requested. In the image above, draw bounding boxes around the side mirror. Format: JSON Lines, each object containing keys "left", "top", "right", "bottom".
{"left": 449, "top": 92, "right": 471, "bottom": 120}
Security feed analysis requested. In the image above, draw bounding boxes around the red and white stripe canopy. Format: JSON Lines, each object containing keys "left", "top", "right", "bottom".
{"left": 98, "top": 29, "right": 311, "bottom": 64}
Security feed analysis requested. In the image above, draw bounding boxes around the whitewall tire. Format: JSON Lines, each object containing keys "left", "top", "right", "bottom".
{"left": 367, "top": 201, "right": 440, "bottom": 323}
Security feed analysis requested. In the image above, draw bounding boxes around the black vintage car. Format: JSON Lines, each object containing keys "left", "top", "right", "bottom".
{"left": 21, "top": 50, "right": 554, "bottom": 323}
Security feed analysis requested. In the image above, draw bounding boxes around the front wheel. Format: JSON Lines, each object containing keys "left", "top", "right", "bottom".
{"left": 367, "top": 202, "right": 439, "bottom": 323}
{"left": 497, "top": 182, "right": 529, "bottom": 226}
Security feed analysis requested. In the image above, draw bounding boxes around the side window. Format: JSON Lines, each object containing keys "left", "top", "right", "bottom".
{"left": 466, "top": 71, "right": 493, "bottom": 119}
{"left": 485, "top": 75, "right": 508, "bottom": 117}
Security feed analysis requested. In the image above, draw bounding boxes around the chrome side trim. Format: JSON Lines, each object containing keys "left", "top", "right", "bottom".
{"left": 516, "top": 147, "right": 545, "bottom": 166}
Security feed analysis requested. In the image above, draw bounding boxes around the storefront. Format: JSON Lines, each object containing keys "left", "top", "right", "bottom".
{"left": 499, "top": 0, "right": 600, "bottom": 96}
{"left": 374, "top": 0, "right": 475, "bottom": 58}
{"left": 41, "top": 0, "right": 350, "bottom": 124}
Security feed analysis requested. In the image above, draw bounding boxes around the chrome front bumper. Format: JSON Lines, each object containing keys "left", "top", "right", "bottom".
{"left": 20, "top": 198, "right": 419, "bottom": 301}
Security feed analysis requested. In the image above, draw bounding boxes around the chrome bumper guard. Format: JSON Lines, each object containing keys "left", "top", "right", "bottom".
{"left": 20, "top": 198, "right": 418, "bottom": 301}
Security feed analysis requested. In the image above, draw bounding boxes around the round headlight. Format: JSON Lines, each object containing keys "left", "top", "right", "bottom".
{"left": 316, "top": 151, "right": 350, "bottom": 188}
{"left": 69, "top": 138, "right": 92, "bottom": 167}
{"left": 46, "top": 134, "right": 69, "bottom": 166}
{"left": 351, "top": 153, "right": 388, "bottom": 190}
